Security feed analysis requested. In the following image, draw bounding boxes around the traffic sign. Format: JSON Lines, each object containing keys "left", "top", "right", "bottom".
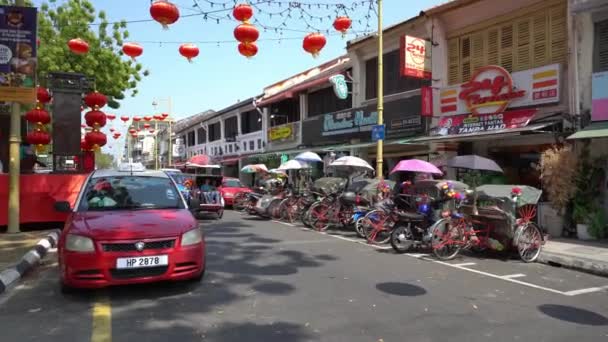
{"left": 371, "top": 124, "right": 385, "bottom": 141}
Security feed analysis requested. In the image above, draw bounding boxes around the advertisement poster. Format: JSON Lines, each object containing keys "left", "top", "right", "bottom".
{"left": 433, "top": 109, "right": 537, "bottom": 136}
{"left": 592, "top": 71, "right": 608, "bottom": 121}
{"left": 268, "top": 123, "right": 294, "bottom": 142}
{"left": 0, "top": 5, "right": 37, "bottom": 103}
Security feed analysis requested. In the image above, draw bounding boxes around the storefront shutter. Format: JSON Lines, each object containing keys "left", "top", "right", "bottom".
{"left": 548, "top": 4, "right": 567, "bottom": 65}
{"left": 516, "top": 19, "right": 532, "bottom": 71}
{"left": 487, "top": 28, "right": 499, "bottom": 65}
{"left": 500, "top": 24, "right": 514, "bottom": 72}
{"left": 448, "top": 38, "right": 460, "bottom": 84}
{"left": 461, "top": 36, "right": 472, "bottom": 81}
{"left": 596, "top": 20, "right": 608, "bottom": 72}
{"left": 532, "top": 12, "right": 548, "bottom": 67}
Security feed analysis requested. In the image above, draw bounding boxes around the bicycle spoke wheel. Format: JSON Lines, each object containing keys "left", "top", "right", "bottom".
{"left": 516, "top": 223, "right": 543, "bottom": 263}
{"left": 431, "top": 219, "right": 464, "bottom": 260}
{"left": 310, "top": 204, "right": 330, "bottom": 232}
{"left": 354, "top": 216, "right": 367, "bottom": 239}
{"left": 363, "top": 210, "right": 392, "bottom": 244}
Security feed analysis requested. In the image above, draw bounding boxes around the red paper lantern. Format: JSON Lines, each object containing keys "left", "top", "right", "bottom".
{"left": 81, "top": 139, "right": 93, "bottom": 151}
{"left": 84, "top": 91, "right": 107, "bottom": 109}
{"left": 303, "top": 32, "right": 327, "bottom": 57}
{"left": 106, "top": 113, "right": 116, "bottom": 120}
{"left": 81, "top": 124, "right": 87, "bottom": 128}
{"left": 179, "top": 43, "right": 199, "bottom": 62}
{"left": 36, "top": 87, "right": 51, "bottom": 104}
{"left": 333, "top": 16, "right": 352, "bottom": 36}
{"left": 129, "top": 128, "right": 137, "bottom": 134}
{"left": 238, "top": 42, "right": 258, "bottom": 58}
{"left": 25, "top": 108, "right": 51, "bottom": 125}
{"left": 153, "top": 115, "right": 161, "bottom": 120}
{"left": 233, "top": 3, "right": 253, "bottom": 22}
{"left": 27, "top": 130, "right": 51, "bottom": 148}
{"left": 234, "top": 23, "right": 259, "bottom": 44}
{"left": 144, "top": 116, "right": 152, "bottom": 121}
{"left": 109, "top": 128, "right": 115, "bottom": 133}
{"left": 131, "top": 133, "right": 137, "bottom": 138}
{"left": 150, "top": 0, "right": 179, "bottom": 29}
{"left": 85, "top": 131, "right": 107, "bottom": 150}
{"left": 113, "top": 133, "right": 121, "bottom": 139}
{"left": 143, "top": 123, "right": 151, "bottom": 129}
{"left": 161, "top": 113, "right": 169, "bottom": 119}
{"left": 68, "top": 38, "right": 89, "bottom": 55}
{"left": 149, "top": 129, "right": 155, "bottom": 134}
{"left": 122, "top": 42, "right": 143, "bottom": 60}
{"left": 133, "top": 116, "right": 142, "bottom": 122}
{"left": 85, "top": 110, "right": 107, "bottom": 128}
{"left": 120, "top": 116, "right": 129, "bottom": 123}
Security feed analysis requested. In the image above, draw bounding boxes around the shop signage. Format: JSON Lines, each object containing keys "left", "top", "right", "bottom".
{"left": 329, "top": 74, "right": 348, "bottom": 100}
{"left": 433, "top": 109, "right": 538, "bottom": 136}
{"left": 268, "top": 122, "right": 294, "bottom": 141}
{"left": 421, "top": 86, "right": 433, "bottom": 117}
{"left": 592, "top": 71, "right": 608, "bottom": 121}
{"left": 0, "top": 5, "right": 37, "bottom": 103}
{"left": 436, "top": 64, "right": 561, "bottom": 116}
{"left": 323, "top": 109, "right": 377, "bottom": 136}
{"left": 401, "top": 35, "right": 432, "bottom": 79}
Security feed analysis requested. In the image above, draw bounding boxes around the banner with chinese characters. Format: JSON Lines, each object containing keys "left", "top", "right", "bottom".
{"left": 432, "top": 109, "right": 538, "bottom": 136}
{"left": 0, "top": 5, "right": 37, "bottom": 103}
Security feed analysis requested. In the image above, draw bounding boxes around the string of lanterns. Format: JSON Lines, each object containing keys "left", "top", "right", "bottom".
{"left": 82, "top": 91, "right": 109, "bottom": 151}
{"left": 25, "top": 87, "right": 52, "bottom": 153}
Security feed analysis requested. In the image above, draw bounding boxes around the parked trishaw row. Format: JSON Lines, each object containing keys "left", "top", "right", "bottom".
{"left": 232, "top": 153, "right": 545, "bottom": 263}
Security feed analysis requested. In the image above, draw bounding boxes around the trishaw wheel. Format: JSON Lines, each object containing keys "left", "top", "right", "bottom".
{"left": 363, "top": 210, "right": 391, "bottom": 244}
{"left": 354, "top": 217, "right": 367, "bottom": 239}
{"left": 431, "top": 219, "right": 463, "bottom": 260}
{"left": 516, "top": 223, "right": 543, "bottom": 263}
{"left": 390, "top": 223, "right": 415, "bottom": 253}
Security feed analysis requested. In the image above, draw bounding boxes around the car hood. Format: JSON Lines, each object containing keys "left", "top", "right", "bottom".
{"left": 69, "top": 209, "right": 197, "bottom": 240}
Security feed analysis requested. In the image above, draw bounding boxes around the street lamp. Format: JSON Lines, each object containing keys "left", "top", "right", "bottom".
{"left": 376, "top": 0, "right": 384, "bottom": 179}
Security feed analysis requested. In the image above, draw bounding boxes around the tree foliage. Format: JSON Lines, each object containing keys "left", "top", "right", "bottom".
{"left": 95, "top": 150, "right": 114, "bottom": 169}
{"left": 2, "top": 0, "right": 148, "bottom": 108}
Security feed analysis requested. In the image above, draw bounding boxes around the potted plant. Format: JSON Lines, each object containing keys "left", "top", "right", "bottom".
{"left": 589, "top": 208, "right": 607, "bottom": 240}
{"left": 572, "top": 198, "right": 593, "bottom": 240}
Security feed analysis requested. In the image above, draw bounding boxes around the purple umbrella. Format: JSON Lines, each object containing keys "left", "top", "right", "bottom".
{"left": 390, "top": 159, "right": 443, "bottom": 175}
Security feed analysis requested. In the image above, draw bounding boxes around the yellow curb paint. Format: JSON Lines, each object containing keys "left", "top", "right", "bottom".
{"left": 91, "top": 294, "right": 111, "bottom": 342}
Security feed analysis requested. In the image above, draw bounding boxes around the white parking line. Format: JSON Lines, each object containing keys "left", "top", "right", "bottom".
{"left": 501, "top": 274, "right": 526, "bottom": 279}
{"left": 562, "top": 285, "right": 608, "bottom": 296}
{"left": 272, "top": 220, "right": 296, "bottom": 227}
{"left": 266, "top": 219, "right": 606, "bottom": 297}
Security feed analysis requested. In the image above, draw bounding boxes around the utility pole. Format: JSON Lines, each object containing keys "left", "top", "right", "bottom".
{"left": 7, "top": 0, "right": 26, "bottom": 233}
{"left": 376, "top": 0, "right": 384, "bottom": 180}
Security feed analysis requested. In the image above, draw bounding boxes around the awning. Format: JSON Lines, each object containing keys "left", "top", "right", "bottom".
{"left": 256, "top": 73, "right": 340, "bottom": 107}
{"left": 409, "top": 122, "right": 557, "bottom": 144}
{"left": 567, "top": 121, "right": 608, "bottom": 140}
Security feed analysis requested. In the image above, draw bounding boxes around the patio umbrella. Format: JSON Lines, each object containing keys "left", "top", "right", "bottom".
{"left": 295, "top": 151, "right": 323, "bottom": 163}
{"left": 278, "top": 159, "right": 308, "bottom": 171}
{"left": 390, "top": 159, "right": 443, "bottom": 175}
{"left": 446, "top": 155, "right": 504, "bottom": 173}
{"left": 329, "top": 156, "right": 374, "bottom": 171}
{"left": 188, "top": 154, "right": 210, "bottom": 166}
{"left": 240, "top": 164, "right": 268, "bottom": 173}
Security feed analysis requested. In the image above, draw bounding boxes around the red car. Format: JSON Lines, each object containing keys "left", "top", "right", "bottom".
{"left": 55, "top": 166, "right": 205, "bottom": 291}
{"left": 219, "top": 177, "right": 251, "bottom": 206}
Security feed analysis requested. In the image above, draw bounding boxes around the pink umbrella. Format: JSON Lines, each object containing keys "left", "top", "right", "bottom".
{"left": 390, "top": 159, "right": 443, "bottom": 175}
{"left": 188, "top": 154, "right": 210, "bottom": 166}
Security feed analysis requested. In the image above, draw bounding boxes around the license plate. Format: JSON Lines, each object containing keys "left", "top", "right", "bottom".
{"left": 116, "top": 255, "right": 168, "bottom": 269}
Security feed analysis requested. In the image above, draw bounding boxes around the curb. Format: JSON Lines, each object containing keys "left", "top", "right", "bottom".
{"left": 538, "top": 250, "right": 608, "bottom": 278}
{"left": 0, "top": 230, "right": 60, "bottom": 294}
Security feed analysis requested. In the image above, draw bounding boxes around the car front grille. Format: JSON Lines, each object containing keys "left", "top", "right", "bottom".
{"left": 110, "top": 266, "right": 168, "bottom": 279}
{"left": 102, "top": 239, "right": 175, "bottom": 252}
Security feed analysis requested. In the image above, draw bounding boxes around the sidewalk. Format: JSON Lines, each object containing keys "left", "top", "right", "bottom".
{"left": 0, "top": 230, "right": 57, "bottom": 269}
{"left": 539, "top": 238, "right": 608, "bottom": 277}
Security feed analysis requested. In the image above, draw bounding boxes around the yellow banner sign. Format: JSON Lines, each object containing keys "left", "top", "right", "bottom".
{"left": 268, "top": 124, "right": 293, "bottom": 141}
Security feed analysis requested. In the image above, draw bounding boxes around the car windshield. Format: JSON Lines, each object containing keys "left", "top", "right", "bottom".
{"left": 78, "top": 176, "right": 185, "bottom": 211}
{"left": 223, "top": 179, "right": 243, "bottom": 188}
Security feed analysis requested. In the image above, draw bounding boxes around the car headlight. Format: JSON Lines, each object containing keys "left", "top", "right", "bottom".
{"left": 181, "top": 228, "right": 202, "bottom": 246}
{"left": 65, "top": 234, "right": 95, "bottom": 252}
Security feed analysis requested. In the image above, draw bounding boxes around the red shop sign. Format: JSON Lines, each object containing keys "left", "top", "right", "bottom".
{"left": 459, "top": 65, "right": 526, "bottom": 116}
{"left": 434, "top": 109, "right": 538, "bottom": 136}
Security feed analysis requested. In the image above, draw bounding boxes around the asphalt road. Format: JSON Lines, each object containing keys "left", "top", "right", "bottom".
{"left": 0, "top": 210, "right": 607, "bottom": 342}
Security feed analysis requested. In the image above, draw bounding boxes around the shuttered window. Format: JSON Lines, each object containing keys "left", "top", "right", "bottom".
{"left": 595, "top": 19, "right": 608, "bottom": 72}
{"left": 447, "top": 3, "right": 567, "bottom": 84}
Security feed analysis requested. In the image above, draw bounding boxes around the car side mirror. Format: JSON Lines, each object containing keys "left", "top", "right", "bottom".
{"left": 54, "top": 201, "right": 72, "bottom": 213}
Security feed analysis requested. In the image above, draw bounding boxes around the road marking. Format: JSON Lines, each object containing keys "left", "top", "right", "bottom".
{"left": 91, "top": 294, "right": 111, "bottom": 342}
{"left": 405, "top": 253, "right": 430, "bottom": 258}
{"left": 501, "top": 274, "right": 526, "bottom": 279}
{"left": 451, "top": 262, "right": 477, "bottom": 267}
{"left": 562, "top": 285, "right": 608, "bottom": 296}
{"left": 272, "top": 220, "right": 296, "bottom": 227}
